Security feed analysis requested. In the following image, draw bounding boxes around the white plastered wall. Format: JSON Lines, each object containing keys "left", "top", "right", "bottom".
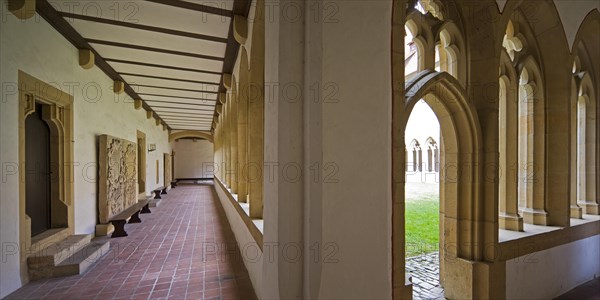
{"left": 173, "top": 139, "right": 214, "bottom": 179}
{"left": 0, "top": 2, "right": 171, "bottom": 296}
{"left": 506, "top": 235, "right": 600, "bottom": 300}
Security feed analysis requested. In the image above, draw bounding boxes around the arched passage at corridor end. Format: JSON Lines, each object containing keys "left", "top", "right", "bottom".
{"left": 169, "top": 130, "right": 214, "bottom": 143}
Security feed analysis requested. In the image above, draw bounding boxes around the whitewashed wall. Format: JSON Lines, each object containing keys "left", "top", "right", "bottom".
{"left": 0, "top": 3, "right": 171, "bottom": 297}
{"left": 173, "top": 139, "right": 214, "bottom": 179}
{"left": 506, "top": 235, "right": 600, "bottom": 299}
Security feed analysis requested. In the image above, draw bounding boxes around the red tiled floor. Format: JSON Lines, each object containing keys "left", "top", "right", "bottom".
{"left": 5, "top": 184, "right": 257, "bottom": 300}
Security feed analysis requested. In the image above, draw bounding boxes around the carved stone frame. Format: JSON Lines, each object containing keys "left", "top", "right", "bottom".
{"left": 18, "top": 71, "right": 74, "bottom": 282}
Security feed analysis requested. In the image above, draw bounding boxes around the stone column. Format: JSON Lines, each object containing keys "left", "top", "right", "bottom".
{"left": 499, "top": 77, "right": 523, "bottom": 231}
{"left": 237, "top": 52, "right": 250, "bottom": 202}
{"left": 216, "top": 120, "right": 223, "bottom": 180}
{"left": 518, "top": 82, "right": 548, "bottom": 225}
{"left": 224, "top": 97, "right": 231, "bottom": 187}
{"left": 247, "top": 0, "right": 265, "bottom": 219}
{"left": 229, "top": 87, "right": 239, "bottom": 194}
{"left": 583, "top": 97, "right": 598, "bottom": 214}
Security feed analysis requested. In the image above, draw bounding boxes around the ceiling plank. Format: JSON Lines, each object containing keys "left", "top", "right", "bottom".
{"left": 138, "top": 93, "right": 217, "bottom": 101}
{"left": 35, "top": 0, "right": 170, "bottom": 129}
{"left": 130, "top": 84, "right": 219, "bottom": 94}
{"left": 145, "top": 99, "right": 216, "bottom": 107}
{"left": 105, "top": 58, "right": 223, "bottom": 75}
{"left": 163, "top": 120, "right": 214, "bottom": 123}
{"left": 155, "top": 113, "right": 215, "bottom": 118}
{"left": 120, "top": 72, "right": 220, "bottom": 86}
{"left": 158, "top": 112, "right": 215, "bottom": 117}
{"left": 150, "top": 105, "right": 215, "bottom": 112}
{"left": 165, "top": 118, "right": 212, "bottom": 123}
{"left": 60, "top": 12, "right": 229, "bottom": 43}
{"left": 146, "top": 0, "right": 233, "bottom": 17}
{"left": 87, "top": 39, "right": 224, "bottom": 61}
{"left": 168, "top": 122, "right": 214, "bottom": 126}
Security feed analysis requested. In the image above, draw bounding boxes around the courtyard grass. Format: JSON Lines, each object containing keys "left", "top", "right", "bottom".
{"left": 405, "top": 194, "right": 440, "bottom": 257}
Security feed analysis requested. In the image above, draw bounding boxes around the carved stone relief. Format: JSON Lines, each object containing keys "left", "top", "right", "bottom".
{"left": 99, "top": 135, "right": 137, "bottom": 224}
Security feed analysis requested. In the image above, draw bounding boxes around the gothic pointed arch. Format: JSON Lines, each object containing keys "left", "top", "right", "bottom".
{"left": 395, "top": 70, "right": 484, "bottom": 299}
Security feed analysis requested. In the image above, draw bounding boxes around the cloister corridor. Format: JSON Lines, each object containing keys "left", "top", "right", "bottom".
{"left": 4, "top": 185, "right": 257, "bottom": 300}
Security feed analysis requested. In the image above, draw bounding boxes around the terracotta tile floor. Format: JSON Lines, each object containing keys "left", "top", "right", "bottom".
{"left": 5, "top": 184, "right": 257, "bottom": 300}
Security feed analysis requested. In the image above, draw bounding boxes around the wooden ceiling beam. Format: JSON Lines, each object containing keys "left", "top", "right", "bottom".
{"left": 35, "top": 0, "right": 171, "bottom": 130}
{"left": 129, "top": 84, "right": 220, "bottom": 94}
{"left": 105, "top": 58, "right": 222, "bottom": 75}
{"left": 146, "top": 0, "right": 233, "bottom": 17}
{"left": 137, "top": 93, "right": 217, "bottom": 102}
{"left": 86, "top": 39, "right": 225, "bottom": 61}
{"left": 60, "top": 12, "right": 228, "bottom": 43}
{"left": 119, "top": 72, "right": 220, "bottom": 86}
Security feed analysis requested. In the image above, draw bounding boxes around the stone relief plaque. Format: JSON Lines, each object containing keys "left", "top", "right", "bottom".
{"left": 98, "top": 135, "right": 137, "bottom": 224}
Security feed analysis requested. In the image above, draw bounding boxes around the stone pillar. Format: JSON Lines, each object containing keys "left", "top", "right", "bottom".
{"left": 583, "top": 97, "right": 598, "bottom": 214}
{"left": 237, "top": 51, "right": 250, "bottom": 202}
{"left": 570, "top": 91, "right": 583, "bottom": 218}
{"left": 247, "top": 0, "right": 265, "bottom": 219}
{"left": 518, "top": 83, "right": 548, "bottom": 225}
{"left": 223, "top": 98, "right": 231, "bottom": 187}
{"left": 499, "top": 77, "right": 523, "bottom": 231}
{"left": 229, "top": 87, "right": 239, "bottom": 194}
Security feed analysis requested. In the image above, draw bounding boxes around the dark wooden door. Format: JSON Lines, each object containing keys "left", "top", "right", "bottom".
{"left": 26, "top": 104, "right": 51, "bottom": 236}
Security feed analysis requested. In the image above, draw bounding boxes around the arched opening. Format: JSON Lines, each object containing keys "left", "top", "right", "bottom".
{"left": 25, "top": 103, "right": 52, "bottom": 236}
{"left": 437, "top": 29, "right": 460, "bottom": 78}
{"left": 404, "top": 101, "right": 442, "bottom": 299}
{"left": 498, "top": 64, "right": 524, "bottom": 231}
{"left": 395, "top": 71, "right": 482, "bottom": 299}
{"left": 425, "top": 137, "right": 439, "bottom": 173}
{"left": 517, "top": 63, "right": 548, "bottom": 225}
{"left": 405, "top": 21, "right": 421, "bottom": 77}
{"left": 408, "top": 139, "right": 421, "bottom": 172}
{"left": 577, "top": 95, "right": 587, "bottom": 204}
{"left": 570, "top": 11, "right": 599, "bottom": 216}
{"left": 573, "top": 72, "right": 598, "bottom": 215}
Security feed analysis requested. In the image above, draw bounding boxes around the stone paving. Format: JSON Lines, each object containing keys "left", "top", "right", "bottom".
{"left": 407, "top": 252, "right": 445, "bottom": 300}
{"left": 6, "top": 184, "right": 256, "bottom": 300}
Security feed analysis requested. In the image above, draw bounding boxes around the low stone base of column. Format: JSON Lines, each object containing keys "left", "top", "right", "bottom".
{"left": 570, "top": 205, "right": 583, "bottom": 219}
{"left": 582, "top": 202, "right": 599, "bottom": 215}
{"left": 442, "top": 258, "right": 506, "bottom": 300}
{"left": 95, "top": 223, "right": 114, "bottom": 236}
{"left": 521, "top": 208, "right": 548, "bottom": 225}
{"left": 499, "top": 213, "right": 524, "bottom": 231}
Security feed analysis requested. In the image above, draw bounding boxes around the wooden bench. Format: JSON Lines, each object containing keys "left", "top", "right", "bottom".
{"left": 108, "top": 199, "right": 151, "bottom": 238}
{"left": 152, "top": 186, "right": 168, "bottom": 199}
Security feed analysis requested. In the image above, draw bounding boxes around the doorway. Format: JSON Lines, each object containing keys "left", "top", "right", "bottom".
{"left": 404, "top": 100, "right": 442, "bottom": 299}
{"left": 25, "top": 103, "right": 52, "bottom": 236}
{"left": 137, "top": 130, "right": 146, "bottom": 196}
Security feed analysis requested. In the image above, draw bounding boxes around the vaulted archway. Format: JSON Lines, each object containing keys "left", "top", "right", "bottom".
{"left": 168, "top": 130, "right": 214, "bottom": 143}
{"left": 393, "top": 70, "right": 484, "bottom": 299}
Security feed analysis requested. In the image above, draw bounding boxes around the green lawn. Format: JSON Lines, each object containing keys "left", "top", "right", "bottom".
{"left": 405, "top": 194, "right": 439, "bottom": 257}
